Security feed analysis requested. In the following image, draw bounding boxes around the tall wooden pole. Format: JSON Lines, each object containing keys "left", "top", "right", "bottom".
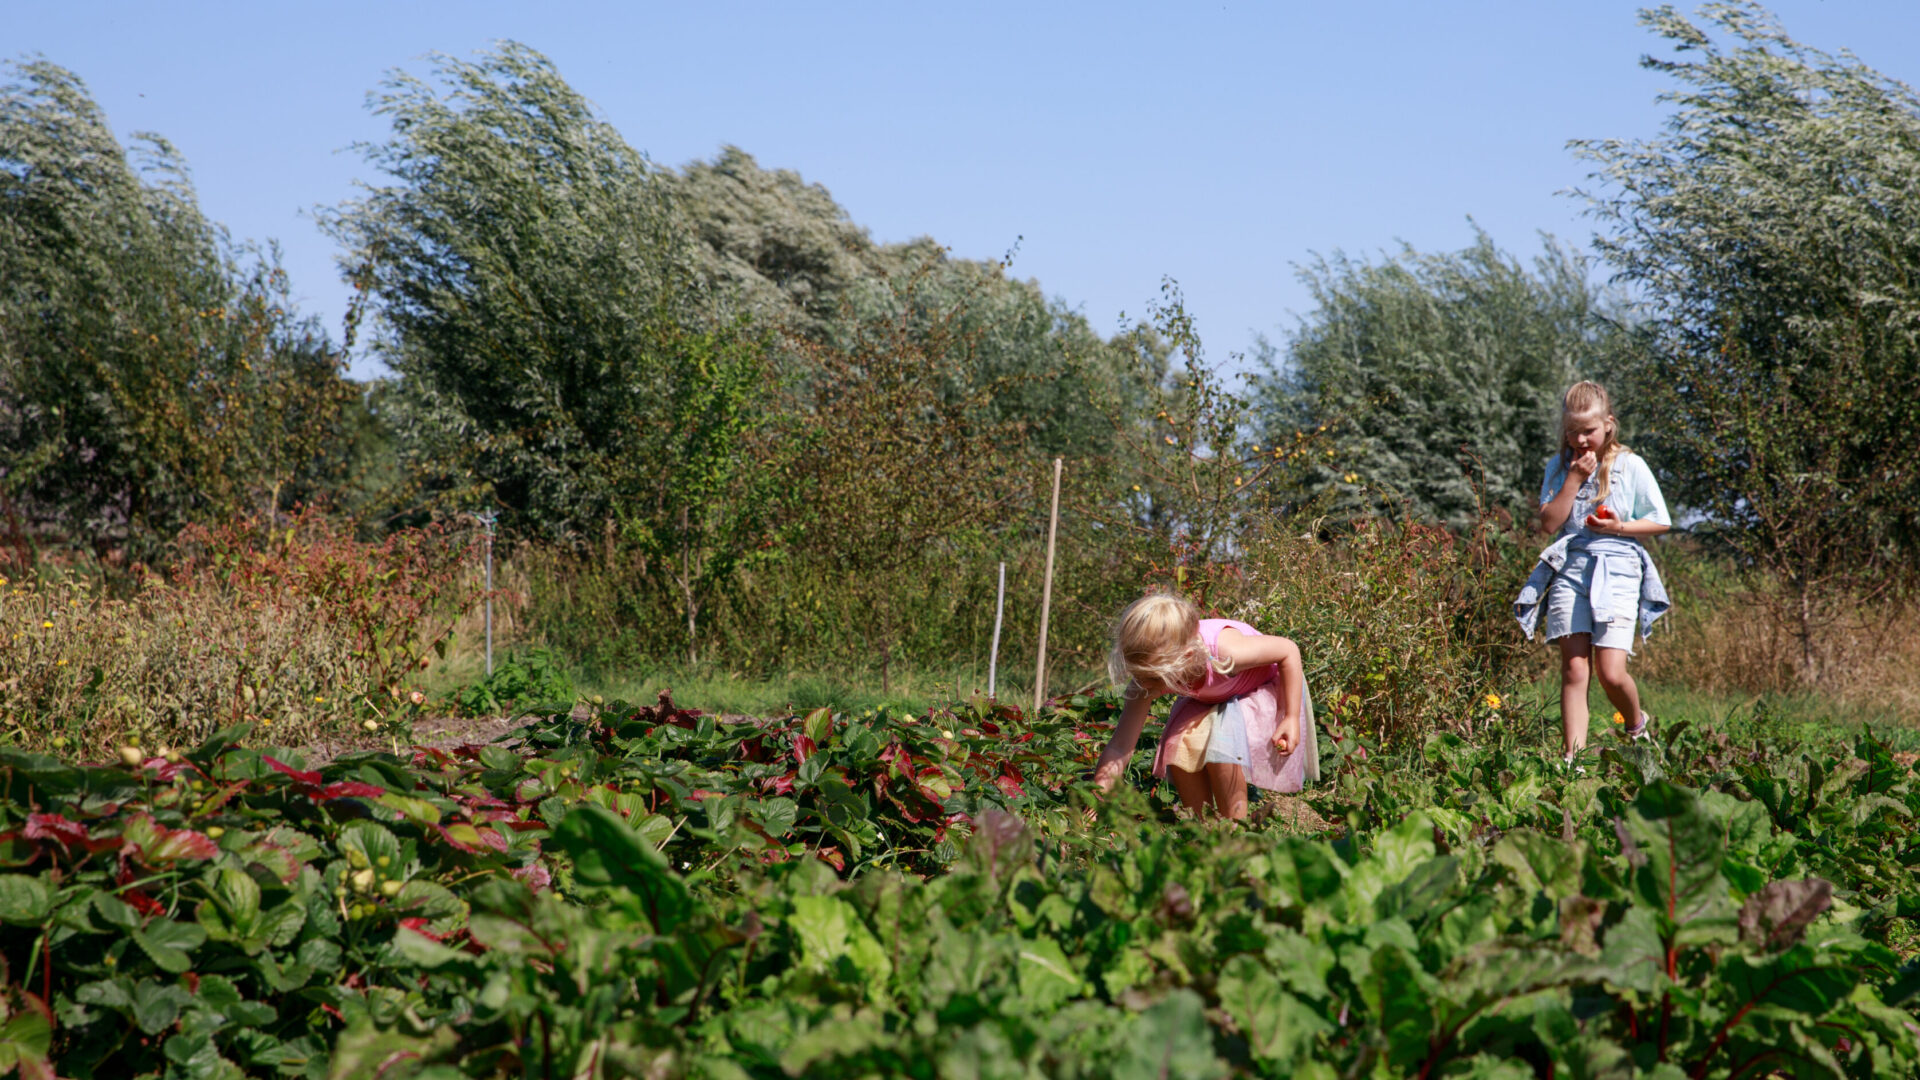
{"left": 988, "top": 561, "right": 1006, "bottom": 698}
{"left": 1034, "top": 458, "right": 1063, "bottom": 715}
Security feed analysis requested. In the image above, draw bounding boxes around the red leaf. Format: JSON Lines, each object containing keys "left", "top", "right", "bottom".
{"left": 511, "top": 864, "right": 553, "bottom": 892}
{"left": 121, "top": 813, "right": 219, "bottom": 864}
{"left": 814, "top": 846, "right": 846, "bottom": 871}
{"left": 398, "top": 917, "right": 445, "bottom": 942}
{"left": 315, "top": 781, "right": 386, "bottom": 801}
{"left": 792, "top": 734, "right": 817, "bottom": 765}
{"left": 761, "top": 772, "right": 796, "bottom": 796}
{"left": 23, "top": 813, "right": 89, "bottom": 849}
{"left": 261, "top": 755, "right": 322, "bottom": 786}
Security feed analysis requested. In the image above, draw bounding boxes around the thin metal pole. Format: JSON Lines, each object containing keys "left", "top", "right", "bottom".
{"left": 988, "top": 561, "right": 1006, "bottom": 698}
{"left": 1033, "top": 458, "right": 1063, "bottom": 715}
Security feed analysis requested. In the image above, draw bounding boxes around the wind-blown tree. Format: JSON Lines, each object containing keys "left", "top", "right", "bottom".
{"left": 323, "top": 45, "right": 781, "bottom": 655}
{"left": 1573, "top": 2, "right": 1920, "bottom": 682}
{"left": 0, "top": 59, "right": 351, "bottom": 561}
{"left": 670, "top": 148, "right": 1142, "bottom": 460}
{"left": 1255, "top": 229, "right": 1618, "bottom": 528}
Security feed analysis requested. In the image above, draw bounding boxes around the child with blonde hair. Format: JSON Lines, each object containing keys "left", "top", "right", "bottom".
{"left": 1515, "top": 380, "right": 1672, "bottom": 767}
{"left": 1092, "top": 592, "right": 1317, "bottom": 819}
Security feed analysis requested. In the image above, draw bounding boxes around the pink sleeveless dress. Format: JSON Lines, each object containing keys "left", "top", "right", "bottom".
{"left": 1151, "top": 619, "right": 1319, "bottom": 793}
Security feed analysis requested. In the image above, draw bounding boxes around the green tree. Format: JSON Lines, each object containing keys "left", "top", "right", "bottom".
{"left": 1254, "top": 229, "right": 1617, "bottom": 528}
{"left": 669, "top": 148, "right": 1142, "bottom": 461}
{"left": 1572, "top": 2, "right": 1920, "bottom": 681}
{"left": 0, "top": 59, "right": 351, "bottom": 560}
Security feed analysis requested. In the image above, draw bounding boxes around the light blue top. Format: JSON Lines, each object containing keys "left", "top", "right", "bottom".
{"left": 1538, "top": 450, "right": 1671, "bottom": 531}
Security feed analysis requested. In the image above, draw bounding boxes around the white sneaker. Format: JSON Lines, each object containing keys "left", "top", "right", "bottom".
{"left": 1624, "top": 711, "right": 1652, "bottom": 742}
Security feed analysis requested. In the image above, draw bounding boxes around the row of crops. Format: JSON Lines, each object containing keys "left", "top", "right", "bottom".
{"left": 0, "top": 693, "right": 1915, "bottom": 1077}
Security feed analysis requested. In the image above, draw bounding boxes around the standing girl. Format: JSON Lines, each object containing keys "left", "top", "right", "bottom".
{"left": 1515, "top": 381, "right": 1672, "bottom": 766}
{"left": 1092, "top": 593, "right": 1317, "bottom": 819}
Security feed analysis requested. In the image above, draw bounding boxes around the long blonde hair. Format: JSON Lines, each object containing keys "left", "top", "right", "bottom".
{"left": 1560, "top": 380, "right": 1631, "bottom": 502}
{"left": 1107, "top": 592, "right": 1231, "bottom": 695}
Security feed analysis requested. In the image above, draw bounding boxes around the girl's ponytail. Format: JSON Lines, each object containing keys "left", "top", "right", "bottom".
{"left": 1561, "top": 381, "right": 1630, "bottom": 501}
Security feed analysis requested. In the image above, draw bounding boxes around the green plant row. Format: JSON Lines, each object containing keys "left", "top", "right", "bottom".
{"left": 0, "top": 694, "right": 1913, "bottom": 1077}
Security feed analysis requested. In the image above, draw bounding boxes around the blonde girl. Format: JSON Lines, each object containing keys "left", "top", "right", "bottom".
{"left": 1515, "top": 381, "right": 1672, "bottom": 766}
{"left": 1092, "top": 593, "right": 1318, "bottom": 819}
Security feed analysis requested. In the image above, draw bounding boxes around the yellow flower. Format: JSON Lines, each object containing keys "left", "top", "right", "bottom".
{"left": 40, "top": 621, "right": 52, "bottom": 629}
{"left": 1611, "top": 711, "right": 1626, "bottom": 725}
{"left": 56, "top": 659, "right": 67, "bottom": 666}
{"left": 1344, "top": 473, "right": 1359, "bottom": 484}
{"left": 314, "top": 696, "right": 326, "bottom": 704}
{"left": 1131, "top": 484, "right": 1141, "bottom": 492}
{"left": 261, "top": 718, "right": 274, "bottom": 727}
{"left": 1483, "top": 692, "right": 1502, "bottom": 709}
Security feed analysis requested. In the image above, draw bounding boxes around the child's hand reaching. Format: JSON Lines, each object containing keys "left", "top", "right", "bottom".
{"left": 1271, "top": 712, "right": 1300, "bottom": 755}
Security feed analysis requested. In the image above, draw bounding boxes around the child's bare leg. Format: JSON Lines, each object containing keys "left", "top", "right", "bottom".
{"left": 1592, "top": 647, "right": 1643, "bottom": 731}
{"left": 1167, "top": 766, "right": 1211, "bottom": 814}
{"left": 1559, "top": 635, "right": 1593, "bottom": 755}
{"left": 1204, "top": 763, "right": 1249, "bottom": 820}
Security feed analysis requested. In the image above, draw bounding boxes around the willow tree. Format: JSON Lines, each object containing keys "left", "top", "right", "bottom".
{"left": 1256, "top": 229, "right": 1619, "bottom": 529}
{"left": 1573, "top": 2, "right": 1920, "bottom": 681}
{"left": 0, "top": 59, "right": 350, "bottom": 560}
{"left": 322, "top": 45, "right": 781, "bottom": 659}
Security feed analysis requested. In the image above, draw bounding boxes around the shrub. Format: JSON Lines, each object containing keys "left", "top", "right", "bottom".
{"left": 1235, "top": 513, "right": 1536, "bottom": 747}
{"left": 0, "top": 511, "right": 469, "bottom": 754}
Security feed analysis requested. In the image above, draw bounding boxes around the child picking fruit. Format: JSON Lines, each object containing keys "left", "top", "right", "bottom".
{"left": 1514, "top": 381, "right": 1673, "bottom": 769}
{"left": 1092, "top": 592, "right": 1317, "bottom": 819}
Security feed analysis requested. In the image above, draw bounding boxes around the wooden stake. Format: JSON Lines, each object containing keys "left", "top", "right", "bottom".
{"left": 1034, "top": 458, "right": 1063, "bottom": 715}
{"left": 988, "top": 561, "right": 1006, "bottom": 699}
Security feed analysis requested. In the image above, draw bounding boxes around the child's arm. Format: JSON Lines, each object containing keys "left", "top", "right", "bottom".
{"left": 1535, "top": 451, "right": 1597, "bottom": 534}
{"left": 1092, "top": 685, "right": 1156, "bottom": 791}
{"left": 1213, "top": 628, "right": 1306, "bottom": 754}
{"left": 1585, "top": 516, "right": 1670, "bottom": 539}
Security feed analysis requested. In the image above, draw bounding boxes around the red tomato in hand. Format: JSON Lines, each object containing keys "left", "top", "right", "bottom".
{"left": 1593, "top": 505, "right": 1614, "bottom": 520}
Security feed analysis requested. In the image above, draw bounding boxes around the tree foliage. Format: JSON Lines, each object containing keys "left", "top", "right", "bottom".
{"left": 1255, "top": 229, "right": 1617, "bottom": 528}
{"left": 0, "top": 59, "right": 350, "bottom": 560}
{"left": 1573, "top": 2, "right": 1920, "bottom": 677}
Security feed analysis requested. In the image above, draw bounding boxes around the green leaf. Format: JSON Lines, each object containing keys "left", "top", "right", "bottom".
{"left": 133, "top": 918, "right": 207, "bottom": 974}
{"left": 1217, "top": 955, "right": 1331, "bottom": 1067}
{"left": 0, "top": 875, "right": 53, "bottom": 925}
{"left": 1014, "top": 936, "right": 1083, "bottom": 1011}
{"left": 131, "top": 978, "right": 194, "bottom": 1034}
{"left": 1620, "top": 782, "right": 1734, "bottom": 944}
{"left": 551, "top": 804, "right": 689, "bottom": 931}
{"left": 1113, "top": 990, "right": 1228, "bottom": 1080}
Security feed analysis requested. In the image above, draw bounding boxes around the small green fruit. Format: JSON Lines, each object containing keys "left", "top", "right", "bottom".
{"left": 380, "top": 879, "right": 402, "bottom": 898}
{"left": 206, "top": 826, "right": 225, "bottom": 839}
{"left": 350, "top": 868, "right": 376, "bottom": 893}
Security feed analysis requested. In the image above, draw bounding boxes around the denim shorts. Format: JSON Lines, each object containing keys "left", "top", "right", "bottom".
{"left": 1543, "top": 551, "right": 1639, "bottom": 654}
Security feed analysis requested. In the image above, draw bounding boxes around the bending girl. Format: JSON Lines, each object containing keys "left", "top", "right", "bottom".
{"left": 1092, "top": 593, "right": 1317, "bottom": 819}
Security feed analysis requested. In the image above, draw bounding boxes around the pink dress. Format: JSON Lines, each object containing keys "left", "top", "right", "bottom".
{"left": 1150, "top": 619, "right": 1319, "bottom": 793}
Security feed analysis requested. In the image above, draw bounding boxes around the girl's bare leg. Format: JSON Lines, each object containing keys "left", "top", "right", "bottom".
{"left": 1559, "top": 634, "right": 1593, "bottom": 755}
{"left": 1592, "top": 647, "right": 1643, "bottom": 732}
{"left": 1168, "top": 766, "right": 1211, "bottom": 814}
{"left": 1205, "top": 762, "right": 1249, "bottom": 820}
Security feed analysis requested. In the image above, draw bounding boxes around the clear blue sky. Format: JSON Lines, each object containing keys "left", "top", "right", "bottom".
{"left": 11, "top": 3, "right": 1920, "bottom": 379}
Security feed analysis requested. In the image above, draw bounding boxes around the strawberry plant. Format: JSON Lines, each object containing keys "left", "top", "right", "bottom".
{"left": 0, "top": 690, "right": 1912, "bottom": 1077}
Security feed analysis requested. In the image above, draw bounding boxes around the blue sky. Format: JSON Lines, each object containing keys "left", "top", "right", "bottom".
{"left": 10, "top": 3, "right": 1920, "bottom": 379}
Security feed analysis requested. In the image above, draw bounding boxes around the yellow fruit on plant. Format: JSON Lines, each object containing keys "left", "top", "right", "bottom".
{"left": 206, "top": 826, "right": 225, "bottom": 839}
{"left": 350, "top": 868, "right": 376, "bottom": 893}
{"left": 118, "top": 746, "right": 143, "bottom": 767}
{"left": 380, "top": 879, "right": 403, "bottom": 898}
